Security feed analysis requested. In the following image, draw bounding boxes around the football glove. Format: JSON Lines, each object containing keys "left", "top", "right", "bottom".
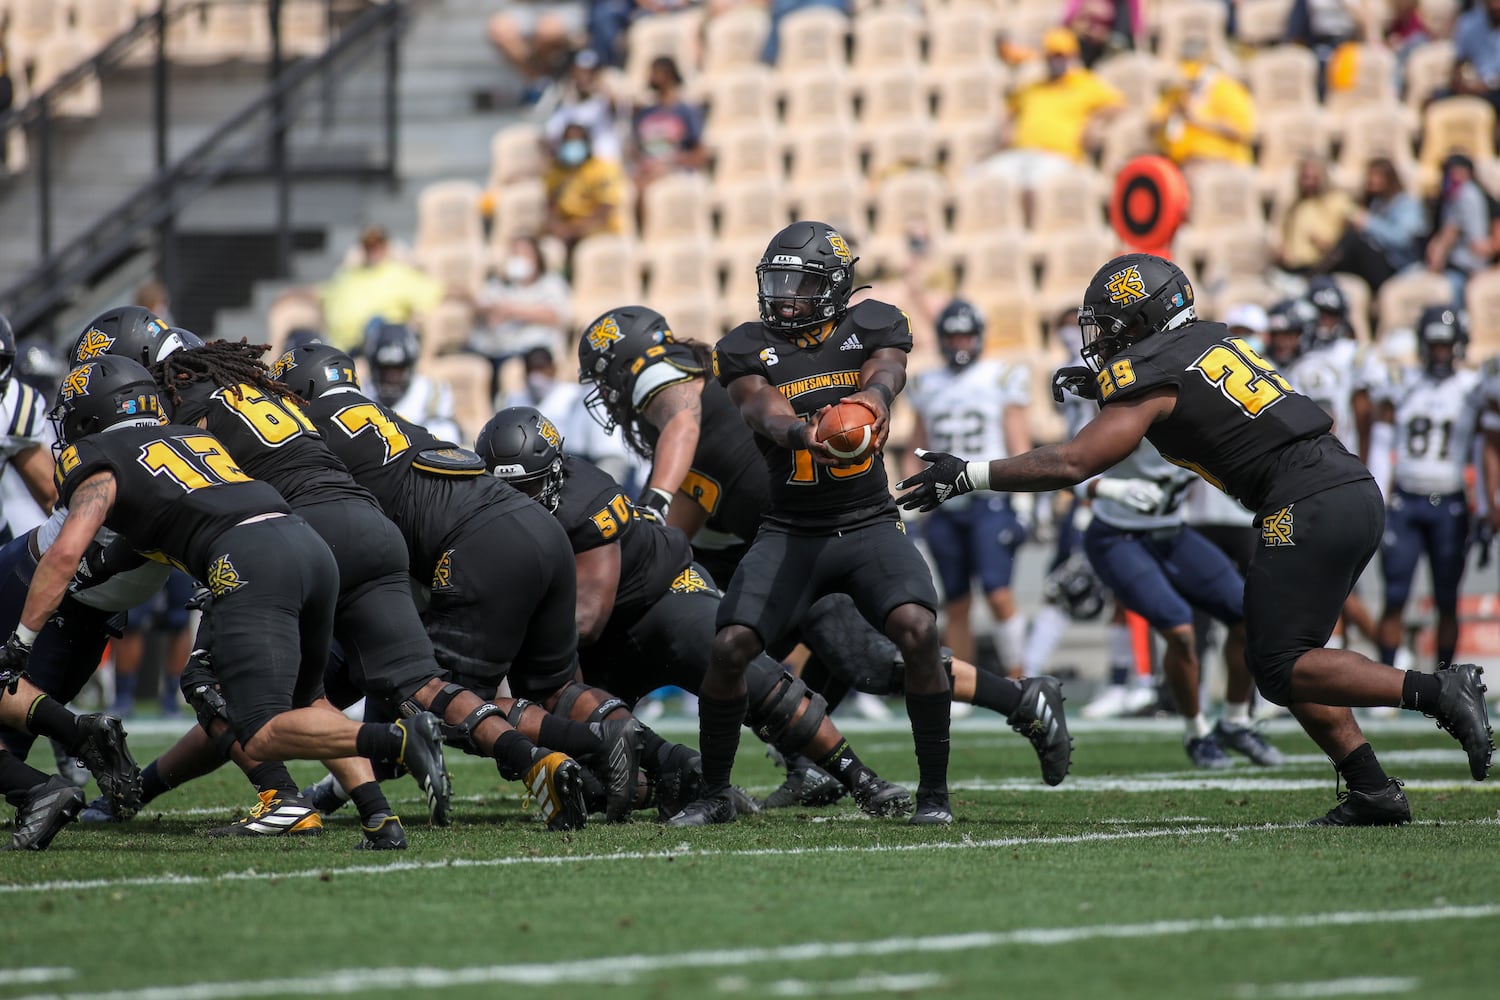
{"left": 1093, "top": 478, "right": 1166, "bottom": 515}
{"left": 1052, "top": 366, "right": 1098, "bottom": 403}
{"left": 896, "top": 449, "right": 985, "bottom": 513}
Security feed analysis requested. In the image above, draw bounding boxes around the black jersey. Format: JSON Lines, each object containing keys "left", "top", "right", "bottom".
{"left": 170, "top": 381, "right": 374, "bottom": 509}
{"left": 632, "top": 343, "right": 769, "bottom": 543}
{"left": 1095, "top": 321, "right": 1371, "bottom": 510}
{"left": 553, "top": 456, "right": 693, "bottom": 626}
{"left": 712, "top": 299, "right": 912, "bottom": 532}
{"left": 303, "top": 389, "right": 531, "bottom": 575}
{"left": 55, "top": 423, "right": 289, "bottom": 578}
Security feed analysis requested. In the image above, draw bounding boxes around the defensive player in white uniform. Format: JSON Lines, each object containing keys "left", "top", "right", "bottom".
{"left": 904, "top": 300, "right": 1032, "bottom": 675}
{"left": 1372, "top": 306, "right": 1485, "bottom": 671}
{"left": 362, "top": 320, "right": 464, "bottom": 444}
{"left": 0, "top": 318, "right": 59, "bottom": 540}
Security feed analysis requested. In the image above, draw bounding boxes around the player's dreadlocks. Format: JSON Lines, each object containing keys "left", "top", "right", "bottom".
{"left": 152, "top": 339, "right": 307, "bottom": 409}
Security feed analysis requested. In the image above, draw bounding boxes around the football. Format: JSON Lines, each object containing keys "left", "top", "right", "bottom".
{"left": 816, "top": 399, "right": 880, "bottom": 460}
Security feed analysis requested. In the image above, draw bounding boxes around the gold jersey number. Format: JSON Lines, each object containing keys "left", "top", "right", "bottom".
{"left": 138, "top": 434, "right": 251, "bottom": 492}
{"left": 330, "top": 402, "right": 412, "bottom": 463}
{"left": 213, "top": 385, "right": 317, "bottom": 446}
{"left": 1189, "top": 337, "right": 1292, "bottom": 417}
{"left": 788, "top": 412, "right": 873, "bottom": 485}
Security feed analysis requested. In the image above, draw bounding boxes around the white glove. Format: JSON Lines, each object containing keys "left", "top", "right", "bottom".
{"left": 1094, "top": 478, "right": 1166, "bottom": 515}
{"left": 1009, "top": 492, "right": 1036, "bottom": 534}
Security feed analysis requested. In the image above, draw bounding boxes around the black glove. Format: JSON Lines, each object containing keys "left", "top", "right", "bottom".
{"left": 0, "top": 632, "right": 32, "bottom": 690}
{"left": 74, "top": 534, "right": 148, "bottom": 591}
{"left": 1052, "top": 365, "right": 1099, "bottom": 403}
{"left": 636, "top": 487, "right": 672, "bottom": 522}
{"left": 895, "top": 449, "right": 978, "bottom": 513}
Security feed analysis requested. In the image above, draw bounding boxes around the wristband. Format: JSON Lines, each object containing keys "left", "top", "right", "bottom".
{"left": 15, "top": 624, "right": 39, "bottom": 647}
{"left": 640, "top": 487, "right": 673, "bottom": 514}
{"left": 867, "top": 383, "right": 894, "bottom": 409}
{"left": 787, "top": 422, "right": 812, "bottom": 450}
{"left": 965, "top": 461, "right": 991, "bottom": 492}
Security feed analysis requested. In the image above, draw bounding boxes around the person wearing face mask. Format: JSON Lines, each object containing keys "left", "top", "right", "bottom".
{"left": 1151, "top": 39, "right": 1255, "bottom": 169}
{"left": 503, "top": 346, "right": 635, "bottom": 488}
{"left": 545, "top": 123, "right": 627, "bottom": 256}
{"left": 473, "top": 235, "right": 571, "bottom": 399}
{"left": 630, "top": 56, "right": 706, "bottom": 193}
{"left": 543, "top": 49, "right": 623, "bottom": 161}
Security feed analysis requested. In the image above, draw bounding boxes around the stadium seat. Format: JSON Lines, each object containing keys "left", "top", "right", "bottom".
{"left": 951, "top": 170, "right": 1024, "bottom": 235}
{"left": 716, "top": 178, "right": 790, "bottom": 240}
{"left": 774, "top": 6, "right": 850, "bottom": 72}
{"left": 1325, "top": 44, "right": 1399, "bottom": 116}
{"left": 710, "top": 125, "right": 785, "bottom": 183}
{"left": 1418, "top": 0, "right": 1462, "bottom": 36}
{"left": 279, "top": 1, "right": 332, "bottom": 58}
{"left": 930, "top": 64, "right": 1007, "bottom": 124}
{"left": 1154, "top": 1, "right": 1233, "bottom": 65}
{"left": 1210, "top": 277, "right": 1282, "bottom": 316}
{"left": 1185, "top": 163, "right": 1264, "bottom": 229}
{"left": 785, "top": 122, "right": 861, "bottom": 185}
{"left": 31, "top": 34, "right": 104, "bottom": 118}
{"left": 419, "top": 354, "right": 493, "bottom": 442}
{"left": 487, "top": 178, "right": 547, "bottom": 247}
{"left": 854, "top": 68, "right": 928, "bottom": 124}
{"left": 1332, "top": 105, "right": 1418, "bottom": 192}
{"left": 1375, "top": 270, "right": 1454, "bottom": 336}
{"left": 1255, "top": 106, "right": 1332, "bottom": 194}
{"left": 76, "top": 0, "right": 136, "bottom": 51}
{"left": 202, "top": 3, "right": 273, "bottom": 63}
{"left": 488, "top": 124, "right": 545, "bottom": 188}
{"left": 623, "top": 9, "right": 703, "bottom": 93}
{"left": 1233, "top": 0, "right": 1295, "bottom": 46}
{"left": 416, "top": 181, "right": 484, "bottom": 252}
{"left": 717, "top": 238, "right": 765, "bottom": 326}
{"left": 1035, "top": 230, "right": 1120, "bottom": 315}
{"left": 1092, "top": 51, "right": 1171, "bottom": 109}
{"left": 871, "top": 168, "right": 950, "bottom": 240}
{"left": 1403, "top": 40, "right": 1454, "bottom": 109}
{"left": 1246, "top": 46, "right": 1320, "bottom": 111}
{"left": 1094, "top": 110, "right": 1156, "bottom": 176}
{"left": 1465, "top": 268, "right": 1500, "bottom": 355}
{"left": 702, "top": 5, "right": 772, "bottom": 75}
{"left": 787, "top": 175, "right": 869, "bottom": 236}
{"left": 956, "top": 232, "right": 1034, "bottom": 294}
{"left": 642, "top": 239, "right": 721, "bottom": 300}
{"left": 1029, "top": 168, "right": 1108, "bottom": 235}
{"left": 1418, "top": 97, "right": 1497, "bottom": 187}
{"left": 418, "top": 298, "right": 477, "bottom": 360}
{"left": 652, "top": 294, "right": 723, "bottom": 342}
{"left": 640, "top": 172, "right": 714, "bottom": 243}
{"left": 1003, "top": 2, "right": 1068, "bottom": 49}
{"left": 940, "top": 119, "right": 1004, "bottom": 178}
{"left": 864, "top": 118, "right": 940, "bottom": 176}
{"left": 1197, "top": 223, "right": 1274, "bottom": 285}
{"left": 571, "top": 233, "right": 642, "bottom": 302}
{"left": 780, "top": 67, "right": 854, "bottom": 127}
{"left": 925, "top": 5, "right": 999, "bottom": 67}
{"left": 4, "top": 0, "right": 71, "bottom": 72}
{"left": 701, "top": 66, "right": 778, "bottom": 135}
{"left": 415, "top": 245, "right": 485, "bottom": 300}
{"left": 972, "top": 296, "right": 1043, "bottom": 359}
{"left": 851, "top": 7, "right": 922, "bottom": 69}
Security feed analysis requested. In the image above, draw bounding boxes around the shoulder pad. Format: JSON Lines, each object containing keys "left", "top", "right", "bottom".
{"left": 847, "top": 300, "right": 914, "bottom": 350}
{"left": 410, "top": 447, "right": 486, "bottom": 477}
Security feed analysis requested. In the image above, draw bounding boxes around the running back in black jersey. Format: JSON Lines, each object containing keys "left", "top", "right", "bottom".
{"left": 169, "top": 380, "right": 374, "bottom": 509}
{"left": 552, "top": 456, "right": 693, "bottom": 626}
{"left": 633, "top": 343, "right": 769, "bottom": 544}
{"left": 55, "top": 423, "right": 289, "bottom": 578}
{"left": 713, "top": 299, "right": 912, "bottom": 531}
{"left": 301, "top": 388, "right": 531, "bottom": 574}
{"left": 1094, "top": 320, "right": 1371, "bottom": 510}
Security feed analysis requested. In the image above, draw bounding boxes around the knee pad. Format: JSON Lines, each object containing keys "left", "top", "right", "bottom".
{"left": 422, "top": 682, "right": 469, "bottom": 719}
{"left": 504, "top": 698, "right": 533, "bottom": 728}
{"left": 550, "top": 680, "right": 588, "bottom": 720}
{"left": 182, "top": 674, "right": 236, "bottom": 761}
{"left": 586, "top": 697, "right": 628, "bottom": 724}
{"left": 443, "top": 702, "right": 503, "bottom": 756}
{"left": 746, "top": 669, "right": 827, "bottom": 754}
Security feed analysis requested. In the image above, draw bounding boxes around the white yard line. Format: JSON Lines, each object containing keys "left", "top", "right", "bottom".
{"left": 0, "top": 968, "right": 75, "bottom": 986}
{"left": 764, "top": 973, "right": 948, "bottom": 996}
{"left": 8, "top": 907, "right": 1491, "bottom": 1000}
{"left": 1234, "top": 977, "right": 1420, "bottom": 998}
{"left": 951, "top": 777, "right": 1492, "bottom": 793}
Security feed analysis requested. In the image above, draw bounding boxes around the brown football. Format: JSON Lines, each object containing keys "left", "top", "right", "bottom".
{"left": 816, "top": 399, "right": 879, "bottom": 460}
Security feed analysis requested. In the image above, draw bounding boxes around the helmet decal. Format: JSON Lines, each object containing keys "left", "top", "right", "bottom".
{"left": 75, "top": 328, "right": 115, "bottom": 361}
{"left": 585, "top": 315, "right": 623, "bottom": 352}
{"left": 1105, "top": 265, "right": 1147, "bottom": 305}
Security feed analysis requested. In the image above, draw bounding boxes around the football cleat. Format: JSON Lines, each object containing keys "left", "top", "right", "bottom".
{"left": 523, "top": 751, "right": 588, "bottom": 831}
{"left": 301, "top": 773, "right": 351, "bottom": 816}
{"left": 908, "top": 788, "right": 953, "bottom": 826}
{"left": 726, "top": 785, "right": 762, "bottom": 818}
{"left": 78, "top": 795, "right": 122, "bottom": 823}
{"left": 396, "top": 712, "right": 453, "bottom": 826}
{"left": 208, "top": 790, "right": 323, "bottom": 838}
{"left": 1080, "top": 684, "right": 1156, "bottom": 720}
{"left": 596, "top": 717, "right": 642, "bottom": 823}
{"left": 3, "top": 776, "right": 86, "bottom": 851}
{"left": 759, "top": 758, "right": 846, "bottom": 810}
{"left": 1308, "top": 778, "right": 1411, "bottom": 827}
{"left": 356, "top": 811, "right": 408, "bottom": 851}
{"left": 1213, "top": 720, "right": 1285, "bottom": 767}
{"left": 666, "top": 792, "right": 737, "bottom": 827}
{"left": 75, "top": 713, "right": 143, "bottom": 820}
{"left": 1186, "top": 735, "right": 1233, "bottom": 769}
{"left": 51, "top": 738, "right": 91, "bottom": 788}
{"left": 851, "top": 773, "right": 913, "bottom": 817}
{"left": 653, "top": 753, "right": 703, "bottom": 822}
{"left": 1428, "top": 664, "right": 1493, "bottom": 781}
{"left": 1007, "top": 677, "right": 1073, "bottom": 786}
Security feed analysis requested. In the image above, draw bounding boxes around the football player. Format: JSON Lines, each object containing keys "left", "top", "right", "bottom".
{"left": 903, "top": 299, "right": 1033, "bottom": 676}
{"left": 361, "top": 320, "right": 463, "bottom": 444}
{"left": 900, "top": 253, "right": 1493, "bottom": 825}
{"left": 478, "top": 406, "right": 912, "bottom": 816}
{"left": 0, "top": 315, "right": 59, "bottom": 540}
{"left": 1372, "top": 307, "right": 1484, "bottom": 671}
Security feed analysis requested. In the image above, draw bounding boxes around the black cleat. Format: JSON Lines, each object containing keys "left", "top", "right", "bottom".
{"left": 1428, "top": 664, "right": 1493, "bottom": 781}
{"left": 524, "top": 752, "right": 588, "bottom": 831}
{"left": 759, "top": 759, "right": 846, "bottom": 809}
{"left": 596, "top": 718, "right": 642, "bottom": 823}
{"left": 852, "top": 774, "right": 913, "bottom": 817}
{"left": 726, "top": 785, "right": 762, "bottom": 818}
{"left": 1008, "top": 677, "right": 1073, "bottom": 786}
{"left": 1213, "top": 720, "right": 1285, "bottom": 766}
{"left": 1308, "top": 778, "right": 1411, "bottom": 827}
{"left": 356, "top": 811, "right": 408, "bottom": 850}
{"left": 75, "top": 714, "right": 142, "bottom": 820}
{"left": 666, "top": 792, "right": 737, "bottom": 827}
{"left": 396, "top": 712, "right": 452, "bottom": 826}
{"left": 4, "top": 776, "right": 86, "bottom": 851}
{"left": 908, "top": 788, "right": 953, "bottom": 826}
{"left": 653, "top": 753, "right": 703, "bottom": 822}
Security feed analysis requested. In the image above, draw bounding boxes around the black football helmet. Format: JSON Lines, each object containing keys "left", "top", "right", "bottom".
{"left": 71, "top": 306, "right": 179, "bottom": 366}
{"left": 755, "top": 220, "right": 859, "bottom": 342}
{"left": 1077, "top": 253, "right": 1195, "bottom": 372}
{"left": 1305, "top": 277, "right": 1351, "bottom": 346}
{"left": 1043, "top": 553, "right": 1105, "bottom": 622}
{"left": 50, "top": 357, "right": 163, "bottom": 446}
{"left": 935, "top": 299, "right": 985, "bottom": 369}
{"left": 363, "top": 320, "right": 421, "bottom": 407}
{"left": 0, "top": 314, "right": 16, "bottom": 389}
{"left": 270, "top": 343, "right": 361, "bottom": 399}
{"left": 576, "top": 305, "right": 674, "bottom": 433}
{"left": 163, "top": 327, "right": 206, "bottom": 353}
{"left": 1265, "top": 298, "right": 1317, "bottom": 366}
{"left": 475, "top": 406, "right": 566, "bottom": 510}
{"left": 1415, "top": 305, "right": 1468, "bottom": 379}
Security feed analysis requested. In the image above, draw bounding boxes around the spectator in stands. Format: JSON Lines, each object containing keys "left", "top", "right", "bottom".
{"left": 544, "top": 49, "right": 624, "bottom": 162}
{"left": 1063, "top": 0, "right": 1141, "bottom": 67}
{"left": 1284, "top": 0, "right": 1361, "bottom": 64}
{"left": 1451, "top": 0, "right": 1500, "bottom": 114}
{"left": 979, "top": 29, "right": 1123, "bottom": 198}
{"left": 1423, "top": 153, "right": 1493, "bottom": 303}
{"left": 762, "top": 0, "right": 850, "bottom": 65}
{"left": 630, "top": 57, "right": 706, "bottom": 191}
{"left": 135, "top": 280, "right": 174, "bottom": 325}
{"left": 1223, "top": 303, "right": 1269, "bottom": 354}
{"left": 319, "top": 225, "right": 444, "bottom": 353}
{"left": 1277, "top": 156, "right": 1357, "bottom": 275}
{"left": 504, "top": 346, "right": 637, "bottom": 487}
{"left": 1320, "top": 157, "right": 1424, "bottom": 290}
{"left": 1151, "top": 38, "right": 1255, "bottom": 169}
{"left": 486, "top": 0, "right": 586, "bottom": 105}
{"left": 545, "top": 123, "right": 627, "bottom": 257}
{"left": 471, "top": 235, "right": 572, "bottom": 399}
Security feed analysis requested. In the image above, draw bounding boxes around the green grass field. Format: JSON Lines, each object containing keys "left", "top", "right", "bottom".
{"left": 3, "top": 715, "right": 1497, "bottom": 1000}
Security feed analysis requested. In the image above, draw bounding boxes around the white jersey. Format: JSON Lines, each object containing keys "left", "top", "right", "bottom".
{"left": 391, "top": 374, "right": 463, "bottom": 446}
{"left": 1389, "top": 366, "right": 1483, "bottom": 496}
{"left": 1287, "top": 338, "right": 1358, "bottom": 451}
{"left": 1091, "top": 436, "right": 1197, "bottom": 532}
{"left": 32, "top": 508, "right": 172, "bottom": 612}
{"left": 908, "top": 358, "right": 1031, "bottom": 459}
{"left": 0, "top": 379, "right": 49, "bottom": 536}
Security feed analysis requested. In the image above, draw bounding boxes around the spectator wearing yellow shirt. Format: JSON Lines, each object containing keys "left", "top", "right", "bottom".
{"left": 1152, "top": 40, "right": 1255, "bottom": 168}
{"left": 979, "top": 28, "right": 1123, "bottom": 194}
{"left": 545, "top": 122, "right": 626, "bottom": 257}
{"left": 1278, "top": 157, "right": 1358, "bottom": 274}
{"left": 320, "top": 226, "right": 445, "bottom": 353}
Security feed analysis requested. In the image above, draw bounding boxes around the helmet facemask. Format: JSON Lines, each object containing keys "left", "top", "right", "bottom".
{"left": 756, "top": 264, "right": 843, "bottom": 338}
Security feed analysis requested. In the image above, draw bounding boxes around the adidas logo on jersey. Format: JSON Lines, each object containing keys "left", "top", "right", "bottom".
{"left": 839, "top": 333, "right": 863, "bottom": 351}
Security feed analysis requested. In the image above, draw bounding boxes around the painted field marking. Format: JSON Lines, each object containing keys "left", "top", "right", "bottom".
{"left": 9, "top": 907, "right": 1492, "bottom": 1000}
{"left": 0, "top": 968, "right": 75, "bottom": 986}
{"left": 1234, "top": 976, "right": 1420, "bottom": 998}
{"left": 764, "top": 973, "right": 948, "bottom": 996}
